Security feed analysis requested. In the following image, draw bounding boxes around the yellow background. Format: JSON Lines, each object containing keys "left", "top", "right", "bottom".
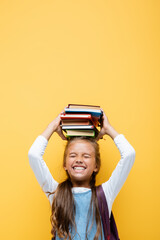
{"left": 0, "top": 0, "right": 160, "bottom": 239}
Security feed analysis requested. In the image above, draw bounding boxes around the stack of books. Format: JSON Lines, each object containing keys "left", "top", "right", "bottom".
{"left": 60, "top": 104, "right": 103, "bottom": 139}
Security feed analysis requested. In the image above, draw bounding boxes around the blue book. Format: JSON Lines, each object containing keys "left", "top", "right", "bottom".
{"left": 64, "top": 107, "right": 103, "bottom": 117}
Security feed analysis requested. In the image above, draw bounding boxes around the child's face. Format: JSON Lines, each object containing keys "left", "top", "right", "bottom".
{"left": 64, "top": 140, "right": 98, "bottom": 188}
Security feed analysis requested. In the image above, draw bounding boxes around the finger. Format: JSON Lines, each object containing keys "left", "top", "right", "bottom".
{"left": 59, "top": 108, "right": 65, "bottom": 117}
{"left": 57, "top": 128, "right": 67, "bottom": 140}
{"left": 55, "top": 114, "right": 62, "bottom": 124}
{"left": 95, "top": 132, "right": 103, "bottom": 141}
{"left": 96, "top": 127, "right": 106, "bottom": 140}
{"left": 95, "top": 136, "right": 99, "bottom": 141}
{"left": 57, "top": 131, "right": 67, "bottom": 140}
{"left": 95, "top": 136, "right": 101, "bottom": 141}
{"left": 60, "top": 108, "right": 65, "bottom": 114}
{"left": 61, "top": 134, "right": 67, "bottom": 140}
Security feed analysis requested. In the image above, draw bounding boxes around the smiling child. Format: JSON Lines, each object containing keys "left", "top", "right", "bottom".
{"left": 28, "top": 108, "right": 136, "bottom": 239}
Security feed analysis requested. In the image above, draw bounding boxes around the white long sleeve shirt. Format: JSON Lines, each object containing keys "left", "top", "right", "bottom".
{"left": 28, "top": 134, "right": 136, "bottom": 218}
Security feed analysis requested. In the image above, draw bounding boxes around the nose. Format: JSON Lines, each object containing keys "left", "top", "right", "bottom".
{"left": 75, "top": 158, "right": 83, "bottom": 164}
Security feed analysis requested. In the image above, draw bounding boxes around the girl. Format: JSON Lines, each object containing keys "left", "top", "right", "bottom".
{"left": 28, "top": 109, "right": 136, "bottom": 240}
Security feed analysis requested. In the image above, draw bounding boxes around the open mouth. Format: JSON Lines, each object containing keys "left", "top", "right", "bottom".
{"left": 72, "top": 166, "right": 86, "bottom": 171}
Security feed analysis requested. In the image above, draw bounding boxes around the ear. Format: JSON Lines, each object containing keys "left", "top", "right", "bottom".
{"left": 64, "top": 166, "right": 67, "bottom": 171}
{"left": 94, "top": 164, "right": 98, "bottom": 173}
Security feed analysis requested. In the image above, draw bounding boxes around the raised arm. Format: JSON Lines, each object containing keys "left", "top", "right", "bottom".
{"left": 102, "top": 134, "right": 135, "bottom": 218}
{"left": 96, "top": 110, "right": 136, "bottom": 218}
{"left": 28, "top": 110, "right": 67, "bottom": 205}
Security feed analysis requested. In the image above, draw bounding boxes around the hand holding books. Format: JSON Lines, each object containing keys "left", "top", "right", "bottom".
{"left": 41, "top": 111, "right": 67, "bottom": 141}
{"left": 95, "top": 110, "right": 111, "bottom": 141}
{"left": 95, "top": 110, "right": 119, "bottom": 140}
{"left": 53, "top": 113, "right": 68, "bottom": 140}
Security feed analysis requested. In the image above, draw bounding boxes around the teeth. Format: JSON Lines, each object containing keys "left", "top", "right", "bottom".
{"left": 73, "top": 167, "right": 85, "bottom": 170}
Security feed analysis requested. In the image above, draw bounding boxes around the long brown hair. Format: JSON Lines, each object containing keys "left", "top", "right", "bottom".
{"left": 46, "top": 136, "right": 102, "bottom": 240}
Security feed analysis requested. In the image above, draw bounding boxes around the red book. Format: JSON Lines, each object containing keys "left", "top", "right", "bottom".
{"left": 60, "top": 113, "right": 92, "bottom": 119}
{"left": 60, "top": 113, "right": 100, "bottom": 127}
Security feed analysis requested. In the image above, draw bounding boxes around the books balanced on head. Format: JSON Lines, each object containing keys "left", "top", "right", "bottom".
{"left": 60, "top": 104, "right": 103, "bottom": 139}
